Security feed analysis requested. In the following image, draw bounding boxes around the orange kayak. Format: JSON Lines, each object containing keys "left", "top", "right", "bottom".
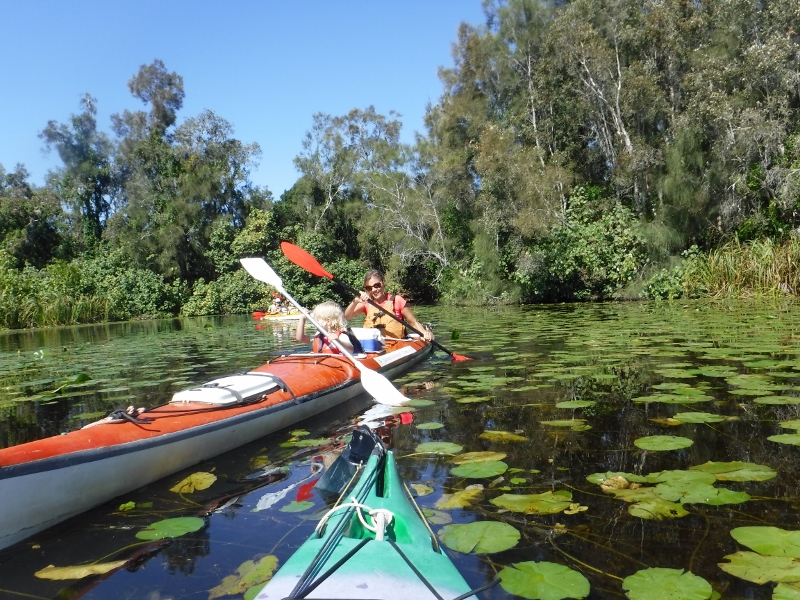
{"left": 0, "top": 338, "right": 431, "bottom": 550}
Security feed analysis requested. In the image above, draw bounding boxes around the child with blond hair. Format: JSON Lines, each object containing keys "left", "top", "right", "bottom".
{"left": 294, "top": 302, "right": 355, "bottom": 354}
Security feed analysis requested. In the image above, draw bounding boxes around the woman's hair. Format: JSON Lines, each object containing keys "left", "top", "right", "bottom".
{"left": 363, "top": 269, "right": 385, "bottom": 287}
{"left": 311, "top": 301, "right": 348, "bottom": 333}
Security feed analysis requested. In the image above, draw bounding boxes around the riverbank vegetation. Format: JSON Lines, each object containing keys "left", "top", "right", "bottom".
{"left": 2, "top": 0, "right": 799, "bottom": 328}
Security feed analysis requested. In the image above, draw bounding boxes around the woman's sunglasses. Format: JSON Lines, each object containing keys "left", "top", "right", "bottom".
{"left": 364, "top": 282, "right": 383, "bottom": 291}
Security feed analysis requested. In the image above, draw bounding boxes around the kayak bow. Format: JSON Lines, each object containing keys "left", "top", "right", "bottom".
{"left": 255, "top": 427, "right": 497, "bottom": 600}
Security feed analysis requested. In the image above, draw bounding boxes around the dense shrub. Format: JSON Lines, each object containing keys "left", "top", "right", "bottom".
{"left": 511, "top": 187, "right": 647, "bottom": 302}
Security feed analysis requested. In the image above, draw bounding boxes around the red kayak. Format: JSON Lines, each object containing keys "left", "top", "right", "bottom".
{"left": 0, "top": 338, "right": 431, "bottom": 550}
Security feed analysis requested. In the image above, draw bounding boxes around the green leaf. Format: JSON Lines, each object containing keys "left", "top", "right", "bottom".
{"left": 628, "top": 498, "right": 689, "bottom": 520}
{"left": 35, "top": 561, "right": 128, "bottom": 580}
{"left": 280, "top": 501, "right": 315, "bottom": 513}
{"left": 491, "top": 491, "right": 573, "bottom": 514}
{"left": 406, "top": 399, "right": 435, "bottom": 407}
{"left": 769, "top": 433, "right": 800, "bottom": 446}
{"left": 415, "top": 441, "right": 463, "bottom": 454}
{"left": 718, "top": 551, "right": 800, "bottom": 584}
{"left": 689, "top": 461, "right": 777, "bottom": 482}
{"left": 731, "top": 527, "right": 800, "bottom": 558}
{"left": 421, "top": 508, "right": 452, "bottom": 525}
{"left": 555, "top": 400, "right": 596, "bottom": 409}
{"left": 416, "top": 421, "right": 444, "bottom": 429}
{"left": 498, "top": 561, "right": 590, "bottom": 600}
{"left": 439, "top": 521, "right": 520, "bottom": 554}
{"left": 451, "top": 451, "right": 507, "bottom": 464}
{"left": 135, "top": 517, "right": 205, "bottom": 540}
{"left": 622, "top": 567, "right": 713, "bottom": 600}
{"left": 435, "top": 484, "right": 484, "bottom": 509}
{"left": 410, "top": 483, "right": 434, "bottom": 497}
{"left": 209, "top": 555, "right": 279, "bottom": 599}
{"left": 169, "top": 471, "right": 217, "bottom": 493}
{"left": 480, "top": 430, "right": 528, "bottom": 442}
{"left": 671, "top": 412, "right": 724, "bottom": 424}
{"left": 774, "top": 582, "right": 800, "bottom": 600}
{"left": 451, "top": 460, "right": 508, "bottom": 479}
{"left": 634, "top": 436, "right": 693, "bottom": 451}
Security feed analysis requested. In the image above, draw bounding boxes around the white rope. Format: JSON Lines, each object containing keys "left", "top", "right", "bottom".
{"left": 314, "top": 497, "right": 394, "bottom": 540}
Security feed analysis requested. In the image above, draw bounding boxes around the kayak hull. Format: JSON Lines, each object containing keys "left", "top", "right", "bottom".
{"left": 256, "top": 429, "right": 476, "bottom": 600}
{"left": 0, "top": 339, "right": 431, "bottom": 550}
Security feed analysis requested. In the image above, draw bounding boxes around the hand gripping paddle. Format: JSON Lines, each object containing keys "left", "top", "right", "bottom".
{"left": 240, "top": 258, "right": 409, "bottom": 406}
{"left": 280, "top": 241, "right": 472, "bottom": 361}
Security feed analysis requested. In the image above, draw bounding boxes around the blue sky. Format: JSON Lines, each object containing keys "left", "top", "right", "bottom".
{"left": 0, "top": 1, "right": 485, "bottom": 198}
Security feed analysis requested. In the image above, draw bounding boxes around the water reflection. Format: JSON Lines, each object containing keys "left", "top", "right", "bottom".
{"left": 4, "top": 302, "right": 800, "bottom": 598}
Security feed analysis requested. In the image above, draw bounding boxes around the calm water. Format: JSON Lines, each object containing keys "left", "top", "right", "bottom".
{"left": 2, "top": 301, "right": 800, "bottom": 599}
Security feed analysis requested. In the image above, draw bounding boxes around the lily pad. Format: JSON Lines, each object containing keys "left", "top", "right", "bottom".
{"left": 718, "top": 551, "right": 800, "bottom": 584}
{"left": 634, "top": 436, "right": 693, "bottom": 451}
{"left": 555, "top": 400, "right": 597, "bottom": 409}
{"left": 455, "top": 396, "right": 486, "bottom": 404}
{"left": 730, "top": 527, "right": 800, "bottom": 558}
{"left": 689, "top": 461, "right": 777, "bottom": 482}
{"left": 768, "top": 433, "right": 800, "bottom": 446}
{"left": 498, "top": 561, "right": 590, "bottom": 600}
{"left": 280, "top": 501, "right": 315, "bottom": 513}
{"left": 406, "top": 399, "right": 435, "bottom": 407}
{"left": 775, "top": 583, "right": 800, "bottom": 599}
{"left": 480, "top": 430, "right": 528, "bottom": 442}
{"left": 415, "top": 441, "right": 463, "bottom": 454}
{"left": 629, "top": 498, "right": 690, "bottom": 520}
{"left": 439, "top": 521, "right": 520, "bottom": 554}
{"left": 135, "top": 516, "right": 205, "bottom": 540}
{"left": 209, "top": 555, "right": 279, "bottom": 600}
{"left": 451, "top": 451, "right": 507, "bottom": 464}
{"left": 421, "top": 508, "right": 452, "bottom": 525}
{"left": 435, "top": 484, "right": 484, "bottom": 509}
{"left": 35, "top": 561, "right": 128, "bottom": 580}
{"left": 622, "top": 567, "right": 713, "bottom": 600}
{"left": 170, "top": 471, "right": 217, "bottom": 494}
{"left": 491, "top": 490, "right": 573, "bottom": 514}
{"left": 416, "top": 422, "right": 444, "bottom": 430}
{"left": 671, "top": 412, "right": 724, "bottom": 424}
{"left": 451, "top": 460, "right": 508, "bottom": 479}
{"left": 410, "top": 483, "right": 434, "bottom": 497}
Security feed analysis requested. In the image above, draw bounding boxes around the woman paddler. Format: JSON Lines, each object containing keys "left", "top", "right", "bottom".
{"left": 344, "top": 270, "right": 433, "bottom": 341}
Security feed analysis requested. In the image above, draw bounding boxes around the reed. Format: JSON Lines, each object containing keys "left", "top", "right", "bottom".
{"left": 689, "top": 238, "right": 800, "bottom": 298}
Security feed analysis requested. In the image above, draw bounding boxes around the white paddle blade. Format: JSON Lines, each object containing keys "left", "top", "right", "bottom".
{"left": 240, "top": 257, "right": 283, "bottom": 291}
{"left": 358, "top": 367, "right": 407, "bottom": 406}
{"left": 240, "top": 256, "right": 409, "bottom": 407}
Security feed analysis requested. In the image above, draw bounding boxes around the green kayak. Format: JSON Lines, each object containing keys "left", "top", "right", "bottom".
{"left": 255, "top": 427, "right": 495, "bottom": 600}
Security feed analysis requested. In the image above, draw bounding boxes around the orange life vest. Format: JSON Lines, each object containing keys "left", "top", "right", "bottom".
{"left": 363, "top": 294, "right": 406, "bottom": 339}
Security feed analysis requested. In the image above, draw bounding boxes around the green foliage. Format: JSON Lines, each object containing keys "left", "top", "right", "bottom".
{"left": 181, "top": 270, "right": 271, "bottom": 316}
{"left": 0, "top": 248, "right": 181, "bottom": 329}
{"left": 511, "top": 187, "right": 647, "bottom": 301}
{"left": 641, "top": 246, "right": 703, "bottom": 300}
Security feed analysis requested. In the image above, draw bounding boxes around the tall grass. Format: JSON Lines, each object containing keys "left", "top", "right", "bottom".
{"left": 689, "top": 238, "right": 800, "bottom": 298}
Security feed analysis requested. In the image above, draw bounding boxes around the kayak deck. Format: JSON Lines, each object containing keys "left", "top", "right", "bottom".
{"left": 257, "top": 428, "right": 483, "bottom": 600}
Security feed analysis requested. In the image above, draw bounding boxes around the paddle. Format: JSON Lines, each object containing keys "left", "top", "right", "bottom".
{"left": 280, "top": 241, "right": 472, "bottom": 361}
{"left": 240, "top": 258, "right": 409, "bottom": 406}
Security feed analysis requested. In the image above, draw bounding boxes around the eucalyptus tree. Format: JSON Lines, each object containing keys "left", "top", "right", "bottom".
{"left": 293, "top": 107, "right": 402, "bottom": 233}
{"left": 0, "top": 165, "right": 65, "bottom": 268}
{"left": 107, "top": 60, "right": 262, "bottom": 283}
{"left": 39, "top": 94, "right": 116, "bottom": 247}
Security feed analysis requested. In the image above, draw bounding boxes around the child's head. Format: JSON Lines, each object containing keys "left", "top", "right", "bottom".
{"left": 311, "top": 302, "right": 347, "bottom": 334}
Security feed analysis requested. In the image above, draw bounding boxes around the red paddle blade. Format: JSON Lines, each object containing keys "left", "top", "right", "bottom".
{"left": 280, "top": 242, "right": 334, "bottom": 279}
{"left": 450, "top": 353, "right": 472, "bottom": 362}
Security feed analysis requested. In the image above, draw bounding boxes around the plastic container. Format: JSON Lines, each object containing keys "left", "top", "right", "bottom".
{"left": 350, "top": 327, "right": 384, "bottom": 352}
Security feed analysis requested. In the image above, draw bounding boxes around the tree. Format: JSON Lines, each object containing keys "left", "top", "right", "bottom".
{"left": 0, "top": 165, "right": 65, "bottom": 268}
{"left": 40, "top": 94, "right": 116, "bottom": 246}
